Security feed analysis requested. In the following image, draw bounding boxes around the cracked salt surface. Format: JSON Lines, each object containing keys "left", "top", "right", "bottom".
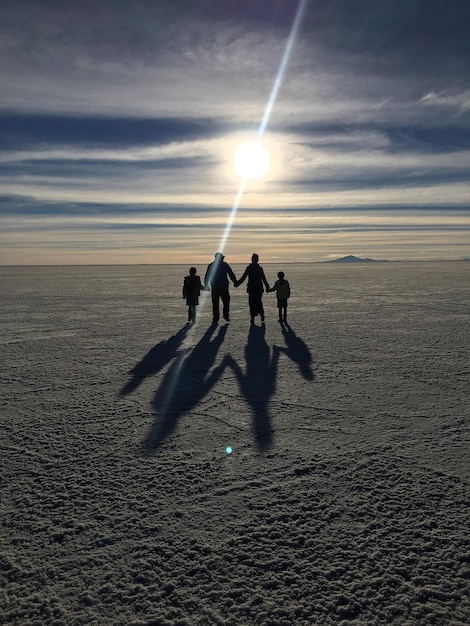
{"left": 1, "top": 262, "right": 469, "bottom": 625}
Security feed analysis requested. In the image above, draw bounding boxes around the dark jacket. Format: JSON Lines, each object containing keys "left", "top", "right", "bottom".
{"left": 238, "top": 263, "right": 270, "bottom": 294}
{"left": 205, "top": 259, "right": 236, "bottom": 289}
{"left": 183, "top": 275, "right": 202, "bottom": 300}
{"left": 272, "top": 279, "right": 290, "bottom": 300}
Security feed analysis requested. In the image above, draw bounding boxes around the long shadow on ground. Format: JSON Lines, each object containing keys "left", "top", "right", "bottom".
{"left": 279, "top": 322, "right": 314, "bottom": 381}
{"left": 142, "top": 324, "right": 228, "bottom": 454}
{"left": 223, "top": 323, "right": 314, "bottom": 451}
{"left": 122, "top": 322, "right": 313, "bottom": 456}
{"left": 119, "top": 325, "right": 190, "bottom": 396}
{"left": 223, "top": 324, "right": 279, "bottom": 451}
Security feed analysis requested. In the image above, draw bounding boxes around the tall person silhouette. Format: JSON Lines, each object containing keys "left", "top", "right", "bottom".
{"left": 204, "top": 252, "right": 237, "bottom": 324}
{"left": 235, "top": 253, "right": 270, "bottom": 324}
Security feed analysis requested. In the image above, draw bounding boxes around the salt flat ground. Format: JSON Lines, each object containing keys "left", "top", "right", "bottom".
{"left": 1, "top": 262, "right": 469, "bottom": 626}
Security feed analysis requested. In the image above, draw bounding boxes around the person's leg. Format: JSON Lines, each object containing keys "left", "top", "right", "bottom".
{"left": 248, "top": 293, "right": 256, "bottom": 319}
{"left": 259, "top": 296, "right": 265, "bottom": 322}
{"left": 247, "top": 293, "right": 254, "bottom": 323}
{"left": 211, "top": 288, "right": 220, "bottom": 322}
{"left": 278, "top": 302, "right": 282, "bottom": 322}
{"left": 221, "top": 289, "right": 231, "bottom": 321}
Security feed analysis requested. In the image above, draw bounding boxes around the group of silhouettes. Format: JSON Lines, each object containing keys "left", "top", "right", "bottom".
{"left": 183, "top": 252, "right": 290, "bottom": 325}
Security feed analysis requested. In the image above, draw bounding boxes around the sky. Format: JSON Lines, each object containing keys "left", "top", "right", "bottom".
{"left": 1, "top": 0, "right": 469, "bottom": 265}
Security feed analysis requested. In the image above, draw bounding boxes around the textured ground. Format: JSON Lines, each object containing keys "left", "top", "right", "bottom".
{"left": 1, "top": 262, "right": 469, "bottom": 625}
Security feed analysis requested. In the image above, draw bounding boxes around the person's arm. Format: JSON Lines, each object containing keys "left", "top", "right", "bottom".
{"left": 227, "top": 263, "right": 237, "bottom": 285}
{"left": 204, "top": 265, "right": 211, "bottom": 289}
{"left": 236, "top": 267, "right": 248, "bottom": 287}
{"left": 261, "top": 268, "right": 270, "bottom": 292}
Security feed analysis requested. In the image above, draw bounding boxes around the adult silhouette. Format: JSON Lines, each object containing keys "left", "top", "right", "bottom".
{"left": 204, "top": 252, "right": 237, "bottom": 324}
{"left": 235, "top": 253, "right": 270, "bottom": 324}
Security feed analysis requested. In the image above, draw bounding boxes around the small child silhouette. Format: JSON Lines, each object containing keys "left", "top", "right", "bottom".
{"left": 182, "top": 267, "right": 203, "bottom": 323}
{"left": 268, "top": 271, "right": 290, "bottom": 323}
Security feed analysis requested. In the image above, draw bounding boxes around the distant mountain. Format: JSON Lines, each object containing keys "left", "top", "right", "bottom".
{"left": 325, "top": 255, "right": 387, "bottom": 263}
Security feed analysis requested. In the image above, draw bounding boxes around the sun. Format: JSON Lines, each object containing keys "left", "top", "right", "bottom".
{"left": 234, "top": 140, "right": 271, "bottom": 180}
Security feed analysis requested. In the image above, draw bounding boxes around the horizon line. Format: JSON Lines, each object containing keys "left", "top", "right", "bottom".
{"left": 1, "top": 258, "right": 469, "bottom": 268}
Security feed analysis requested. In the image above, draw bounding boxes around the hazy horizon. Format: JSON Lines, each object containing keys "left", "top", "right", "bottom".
{"left": 1, "top": 258, "right": 469, "bottom": 268}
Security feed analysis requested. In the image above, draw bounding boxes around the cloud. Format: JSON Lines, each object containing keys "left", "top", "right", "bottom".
{"left": 420, "top": 91, "right": 470, "bottom": 113}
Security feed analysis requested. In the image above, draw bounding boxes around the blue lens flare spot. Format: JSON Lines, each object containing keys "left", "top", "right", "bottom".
{"left": 225, "top": 446, "right": 233, "bottom": 455}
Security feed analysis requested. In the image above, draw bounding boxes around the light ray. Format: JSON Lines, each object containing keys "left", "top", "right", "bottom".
{"left": 218, "top": 180, "right": 246, "bottom": 253}
{"left": 257, "top": 0, "right": 308, "bottom": 140}
{"left": 216, "top": 0, "right": 308, "bottom": 256}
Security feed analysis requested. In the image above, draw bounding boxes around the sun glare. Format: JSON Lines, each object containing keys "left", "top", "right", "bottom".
{"left": 234, "top": 141, "right": 271, "bottom": 180}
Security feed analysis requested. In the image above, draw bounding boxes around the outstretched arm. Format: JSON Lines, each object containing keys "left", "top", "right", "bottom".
{"left": 227, "top": 264, "right": 237, "bottom": 285}
{"left": 235, "top": 267, "right": 248, "bottom": 288}
{"left": 261, "top": 268, "right": 270, "bottom": 292}
{"left": 204, "top": 265, "right": 212, "bottom": 289}
{"left": 220, "top": 354, "right": 243, "bottom": 380}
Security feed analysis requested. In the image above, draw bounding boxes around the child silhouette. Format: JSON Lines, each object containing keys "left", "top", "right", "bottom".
{"left": 183, "top": 267, "right": 203, "bottom": 323}
{"left": 268, "top": 271, "right": 290, "bottom": 323}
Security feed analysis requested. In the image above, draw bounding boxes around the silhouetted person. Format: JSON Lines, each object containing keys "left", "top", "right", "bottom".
{"left": 182, "top": 266, "right": 203, "bottom": 323}
{"left": 268, "top": 271, "right": 291, "bottom": 323}
{"left": 204, "top": 252, "right": 237, "bottom": 324}
{"left": 235, "top": 253, "right": 270, "bottom": 324}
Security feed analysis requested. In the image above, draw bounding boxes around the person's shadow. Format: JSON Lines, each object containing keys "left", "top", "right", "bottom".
{"left": 222, "top": 324, "right": 314, "bottom": 451}
{"left": 223, "top": 324, "right": 280, "bottom": 451}
{"left": 142, "top": 324, "right": 228, "bottom": 454}
{"left": 119, "top": 325, "right": 190, "bottom": 396}
{"left": 279, "top": 323, "right": 314, "bottom": 381}
{"left": 122, "top": 322, "right": 313, "bottom": 455}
